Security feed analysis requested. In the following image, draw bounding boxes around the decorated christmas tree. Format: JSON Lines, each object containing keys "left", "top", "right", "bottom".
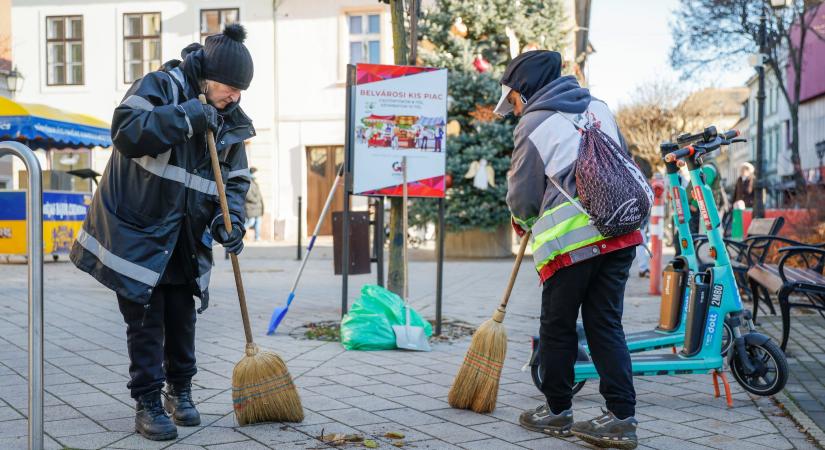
{"left": 410, "top": 0, "right": 567, "bottom": 232}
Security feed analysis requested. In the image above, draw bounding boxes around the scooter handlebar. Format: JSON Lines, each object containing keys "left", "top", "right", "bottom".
{"left": 665, "top": 129, "right": 741, "bottom": 162}
{"left": 664, "top": 146, "right": 695, "bottom": 163}
{"left": 721, "top": 129, "right": 739, "bottom": 141}
{"left": 676, "top": 126, "right": 717, "bottom": 145}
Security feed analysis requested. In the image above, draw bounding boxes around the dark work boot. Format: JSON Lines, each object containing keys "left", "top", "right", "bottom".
{"left": 163, "top": 382, "right": 201, "bottom": 426}
{"left": 571, "top": 409, "right": 638, "bottom": 449}
{"left": 519, "top": 403, "right": 573, "bottom": 436}
{"left": 135, "top": 390, "right": 177, "bottom": 441}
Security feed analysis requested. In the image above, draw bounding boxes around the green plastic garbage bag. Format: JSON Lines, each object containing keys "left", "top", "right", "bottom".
{"left": 340, "top": 285, "right": 433, "bottom": 350}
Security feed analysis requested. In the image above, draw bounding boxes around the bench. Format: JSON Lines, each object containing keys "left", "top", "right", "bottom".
{"left": 746, "top": 237, "right": 825, "bottom": 350}
{"left": 694, "top": 217, "right": 785, "bottom": 300}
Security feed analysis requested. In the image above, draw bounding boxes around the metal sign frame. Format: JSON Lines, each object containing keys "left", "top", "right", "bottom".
{"left": 340, "top": 64, "right": 445, "bottom": 335}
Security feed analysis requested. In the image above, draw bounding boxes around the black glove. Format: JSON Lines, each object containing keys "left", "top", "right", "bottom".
{"left": 202, "top": 103, "right": 219, "bottom": 134}
{"left": 211, "top": 214, "right": 245, "bottom": 255}
{"left": 197, "top": 292, "right": 209, "bottom": 314}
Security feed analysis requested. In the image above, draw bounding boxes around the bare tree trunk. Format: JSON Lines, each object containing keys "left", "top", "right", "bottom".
{"left": 386, "top": 0, "right": 408, "bottom": 296}
{"left": 789, "top": 105, "right": 806, "bottom": 197}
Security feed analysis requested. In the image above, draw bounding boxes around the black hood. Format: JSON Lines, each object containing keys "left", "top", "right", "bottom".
{"left": 522, "top": 75, "right": 591, "bottom": 115}
{"left": 500, "top": 50, "right": 562, "bottom": 103}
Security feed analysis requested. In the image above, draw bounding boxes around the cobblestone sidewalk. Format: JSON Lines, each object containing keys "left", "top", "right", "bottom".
{"left": 0, "top": 246, "right": 820, "bottom": 449}
{"left": 758, "top": 315, "right": 825, "bottom": 442}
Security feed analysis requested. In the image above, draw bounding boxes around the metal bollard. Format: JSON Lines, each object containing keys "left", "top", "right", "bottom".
{"left": 297, "top": 196, "right": 302, "bottom": 261}
{"left": 0, "top": 141, "right": 43, "bottom": 450}
{"left": 649, "top": 179, "right": 665, "bottom": 295}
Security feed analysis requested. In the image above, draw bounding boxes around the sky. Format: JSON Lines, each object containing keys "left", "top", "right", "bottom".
{"left": 586, "top": 0, "right": 753, "bottom": 109}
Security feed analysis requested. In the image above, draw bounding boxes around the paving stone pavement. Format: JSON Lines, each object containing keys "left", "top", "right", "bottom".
{"left": 0, "top": 243, "right": 819, "bottom": 449}
{"left": 757, "top": 315, "right": 825, "bottom": 438}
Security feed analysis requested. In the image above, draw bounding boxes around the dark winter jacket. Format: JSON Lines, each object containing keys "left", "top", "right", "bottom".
{"left": 245, "top": 177, "right": 264, "bottom": 218}
{"left": 70, "top": 48, "right": 254, "bottom": 305}
{"left": 733, "top": 176, "right": 754, "bottom": 207}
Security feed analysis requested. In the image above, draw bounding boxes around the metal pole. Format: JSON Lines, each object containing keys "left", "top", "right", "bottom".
{"left": 409, "top": 0, "right": 418, "bottom": 64}
{"left": 297, "top": 196, "right": 302, "bottom": 260}
{"left": 341, "top": 64, "right": 356, "bottom": 316}
{"left": 375, "top": 197, "right": 384, "bottom": 287}
{"left": 0, "top": 141, "right": 43, "bottom": 450}
{"left": 435, "top": 197, "right": 445, "bottom": 336}
{"left": 754, "top": 4, "right": 767, "bottom": 218}
{"left": 374, "top": 197, "right": 385, "bottom": 287}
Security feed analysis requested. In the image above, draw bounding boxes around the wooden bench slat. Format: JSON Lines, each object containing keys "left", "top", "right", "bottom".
{"left": 748, "top": 265, "right": 784, "bottom": 294}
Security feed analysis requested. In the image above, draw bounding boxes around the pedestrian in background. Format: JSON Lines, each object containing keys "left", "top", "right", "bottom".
{"left": 633, "top": 153, "right": 653, "bottom": 278}
{"left": 732, "top": 162, "right": 755, "bottom": 209}
{"left": 245, "top": 167, "right": 264, "bottom": 241}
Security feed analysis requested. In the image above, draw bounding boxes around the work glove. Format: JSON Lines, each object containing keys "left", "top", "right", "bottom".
{"left": 210, "top": 214, "right": 245, "bottom": 255}
{"left": 511, "top": 217, "right": 527, "bottom": 238}
{"left": 197, "top": 292, "right": 209, "bottom": 314}
{"left": 202, "top": 103, "right": 220, "bottom": 134}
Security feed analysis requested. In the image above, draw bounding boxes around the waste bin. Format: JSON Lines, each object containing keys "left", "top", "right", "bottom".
{"left": 332, "top": 211, "right": 371, "bottom": 275}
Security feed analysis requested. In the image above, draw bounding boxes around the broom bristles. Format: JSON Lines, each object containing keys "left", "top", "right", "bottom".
{"left": 232, "top": 343, "right": 304, "bottom": 425}
{"left": 448, "top": 311, "right": 508, "bottom": 413}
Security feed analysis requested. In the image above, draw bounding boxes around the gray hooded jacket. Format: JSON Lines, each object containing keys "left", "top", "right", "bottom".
{"left": 507, "top": 76, "right": 629, "bottom": 227}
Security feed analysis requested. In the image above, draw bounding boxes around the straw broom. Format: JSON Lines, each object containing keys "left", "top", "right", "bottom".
{"left": 448, "top": 232, "right": 531, "bottom": 413}
{"left": 200, "top": 95, "right": 303, "bottom": 425}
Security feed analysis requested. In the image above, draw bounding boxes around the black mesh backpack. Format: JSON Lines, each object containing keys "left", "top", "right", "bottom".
{"left": 552, "top": 111, "right": 653, "bottom": 238}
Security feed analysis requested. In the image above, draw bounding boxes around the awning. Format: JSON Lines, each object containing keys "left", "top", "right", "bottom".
{"left": 417, "top": 116, "right": 445, "bottom": 127}
{"left": 362, "top": 114, "right": 397, "bottom": 124}
{"left": 0, "top": 96, "right": 112, "bottom": 149}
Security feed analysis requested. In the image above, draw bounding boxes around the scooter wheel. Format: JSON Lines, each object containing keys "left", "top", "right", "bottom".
{"left": 531, "top": 346, "right": 589, "bottom": 395}
{"left": 730, "top": 338, "right": 788, "bottom": 396}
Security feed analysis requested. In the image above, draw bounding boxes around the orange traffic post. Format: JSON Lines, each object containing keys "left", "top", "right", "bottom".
{"left": 649, "top": 179, "right": 665, "bottom": 295}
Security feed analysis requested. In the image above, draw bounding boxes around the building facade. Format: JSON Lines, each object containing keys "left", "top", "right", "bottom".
{"left": 744, "top": 70, "right": 792, "bottom": 208}
{"left": 793, "top": 9, "right": 825, "bottom": 185}
{"left": 9, "top": 0, "right": 589, "bottom": 241}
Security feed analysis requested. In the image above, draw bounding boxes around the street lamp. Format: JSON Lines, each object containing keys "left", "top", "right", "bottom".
{"left": 754, "top": 0, "right": 787, "bottom": 218}
{"left": 4, "top": 66, "right": 24, "bottom": 95}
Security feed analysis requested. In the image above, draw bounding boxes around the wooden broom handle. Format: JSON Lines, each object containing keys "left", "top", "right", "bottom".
{"left": 499, "top": 232, "right": 531, "bottom": 310}
{"left": 200, "top": 94, "right": 254, "bottom": 346}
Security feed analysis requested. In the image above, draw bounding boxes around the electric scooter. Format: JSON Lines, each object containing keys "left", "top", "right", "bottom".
{"left": 529, "top": 127, "right": 730, "bottom": 393}
{"left": 565, "top": 128, "right": 788, "bottom": 403}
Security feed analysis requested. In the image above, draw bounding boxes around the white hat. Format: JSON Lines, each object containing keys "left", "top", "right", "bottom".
{"left": 493, "top": 84, "right": 514, "bottom": 117}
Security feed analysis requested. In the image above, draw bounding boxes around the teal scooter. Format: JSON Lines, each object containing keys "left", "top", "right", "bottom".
{"left": 570, "top": 128, "right": 788, "bottom": 402}
{"left": 530, "top": 128, "right": 732, "bottom": 392}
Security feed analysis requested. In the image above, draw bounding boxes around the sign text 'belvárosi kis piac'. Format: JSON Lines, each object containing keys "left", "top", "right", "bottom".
{"left": 352, "top": 64, "right": 447, "bottom": 198}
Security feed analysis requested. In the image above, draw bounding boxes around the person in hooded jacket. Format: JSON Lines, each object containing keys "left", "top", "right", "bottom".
{"left": 496, "top": 50, "right": 640, "bottom": 449}
{"left": 70, "top": 24, "right": 255, "bottom": 441}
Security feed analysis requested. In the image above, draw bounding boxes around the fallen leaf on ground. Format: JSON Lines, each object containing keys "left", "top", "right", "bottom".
{"left": 392, "top": 441, "right": 405, "bottom": 447}
{"left": 320, "top": 433, "right": 347, "bottom": 445}
{"left": 345, "top": 434, "right": 365, "bottom": 442}
{"left": 384, "top": 432, "right": 405, "bottom": 439}
{"left": 364, "top": 439, "right": 379, "bottom": 448}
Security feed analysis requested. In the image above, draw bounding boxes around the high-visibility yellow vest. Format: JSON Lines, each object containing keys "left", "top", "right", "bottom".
{"left": 530, "top": 199, "right": 603, "bottom": 270}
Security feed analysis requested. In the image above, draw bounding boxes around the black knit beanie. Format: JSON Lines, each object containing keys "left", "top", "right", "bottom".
{"left": 203, "top": 24, "right": 253, "bottom": 90}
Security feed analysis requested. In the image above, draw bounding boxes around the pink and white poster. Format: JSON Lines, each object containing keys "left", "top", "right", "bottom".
{"left": 352, "top": 64, "right": 448, "bottom": 198}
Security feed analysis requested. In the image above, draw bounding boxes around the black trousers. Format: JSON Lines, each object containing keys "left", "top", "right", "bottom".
{"left": 117, "top": 284, "right": 197, "bottom": 400}
{"left": 539, "top": 246, "right": 636, "bottom": 419}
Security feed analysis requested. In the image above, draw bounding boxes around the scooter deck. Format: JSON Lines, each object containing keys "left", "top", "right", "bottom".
{"left": 579, "top": 329, "right": 684, "bottom": 354}
{"left": 574, "top": 353, "right": 724, "bottom": 382}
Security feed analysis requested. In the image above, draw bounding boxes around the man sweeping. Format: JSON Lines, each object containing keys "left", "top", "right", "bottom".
{"left": 496, "top": 50, "right": 642, "bottom": 449}
{"left": 70, "top": 24, "right": 254, "bottom": 441}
